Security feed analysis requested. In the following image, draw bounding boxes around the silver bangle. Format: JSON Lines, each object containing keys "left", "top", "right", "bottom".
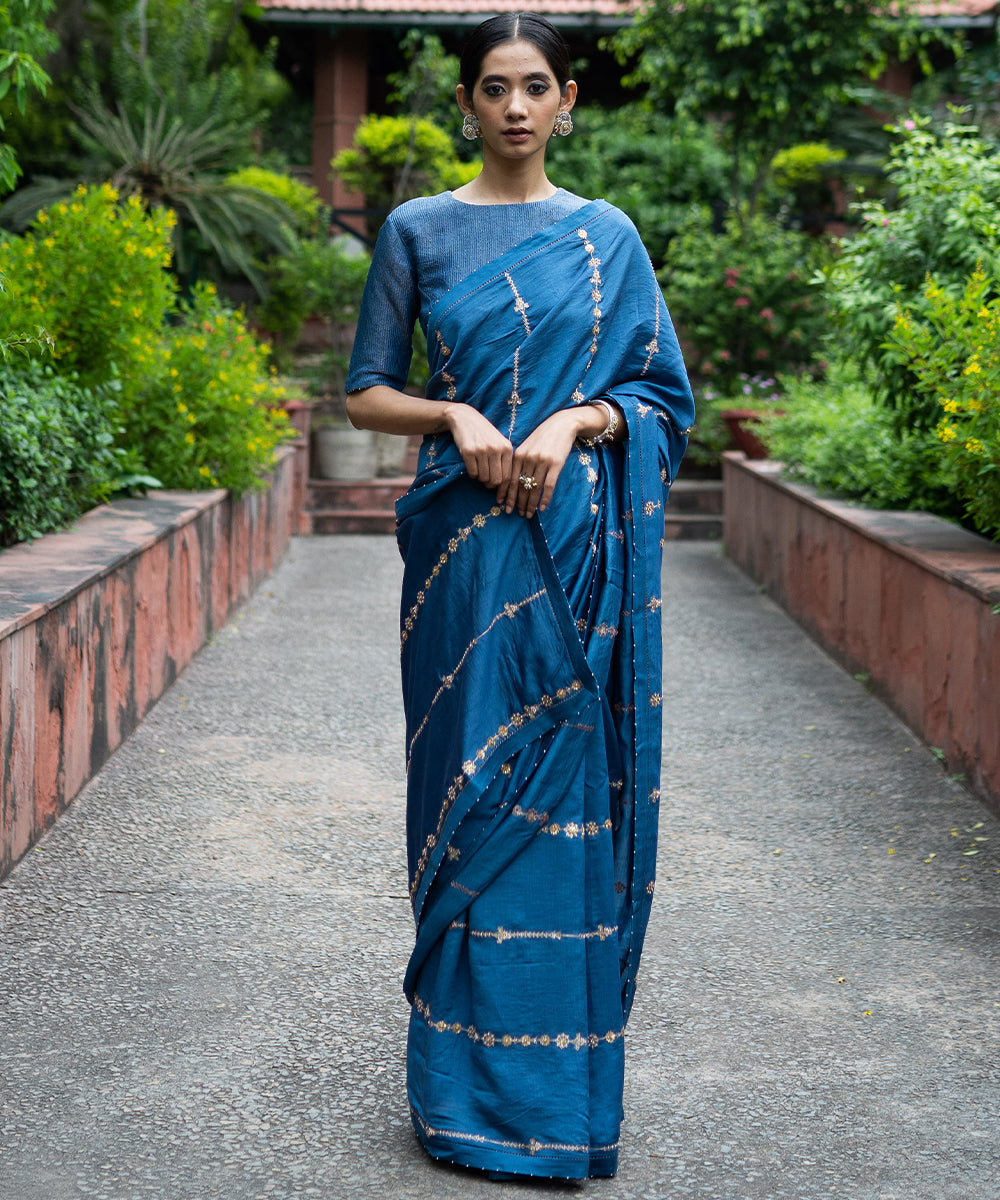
{"left": 580, "top": 399, "right": 619, "bottom": 447}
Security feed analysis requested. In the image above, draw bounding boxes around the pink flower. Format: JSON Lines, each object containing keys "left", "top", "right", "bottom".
{"left": 718, "top": 349, "right": 731, "bottom": 362}
{"left": 903, "top": 119, "right": 916, "bottom": 131}
{"left": 724, "top": 278, "right": 738, "bottom": 288}
{"left": 759, "top": 307, "right": 775, "bottom": 321}
{"left": 734, "top": 296, "right": 750, "bottom": 308}
{"left": 756, "top": 349, "right": 768, "bottom": 360}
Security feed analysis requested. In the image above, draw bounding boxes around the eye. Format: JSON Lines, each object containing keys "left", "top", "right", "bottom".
{"left": 527, "top": 82, "right": 550, "bottom": 95}
{"left": 482, "top": 84, "right": 505, "bottom": 98}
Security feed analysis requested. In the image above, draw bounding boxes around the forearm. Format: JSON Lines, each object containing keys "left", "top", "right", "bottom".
{"left": 345, "top": 386, "right": 457, "bottom": 436}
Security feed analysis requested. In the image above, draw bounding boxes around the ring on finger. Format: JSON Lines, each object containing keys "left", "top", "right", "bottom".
{"left": 518, "top": 474, "right": 537, "bottom": 491}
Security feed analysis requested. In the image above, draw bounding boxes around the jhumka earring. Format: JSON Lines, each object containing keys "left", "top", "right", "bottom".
{"left": 552, "top": 110, "right": 574, "bottom": 137}
{"left": 462, "top": 112, "right": 482, "bottom": 140}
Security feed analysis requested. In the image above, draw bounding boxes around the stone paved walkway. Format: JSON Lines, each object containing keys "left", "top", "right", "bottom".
{"left": 2, "top": 539, "right": 998, "bottom": 1200}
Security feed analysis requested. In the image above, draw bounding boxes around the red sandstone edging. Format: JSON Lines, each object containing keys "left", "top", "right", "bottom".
{"left": 0, "top": 448, "right": 295, "bottom": 879}
{"left": 723, "top": 452, "right": 1000, "bottom": 816}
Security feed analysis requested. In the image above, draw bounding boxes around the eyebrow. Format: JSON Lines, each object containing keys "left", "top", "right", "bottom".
{"left": 480, "top": 71, "right": 552, "bottom": 86}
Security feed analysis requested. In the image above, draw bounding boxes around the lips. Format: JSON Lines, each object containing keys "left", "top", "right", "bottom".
{"left": 503, "top": 127, "right": 531, "bottom": 141}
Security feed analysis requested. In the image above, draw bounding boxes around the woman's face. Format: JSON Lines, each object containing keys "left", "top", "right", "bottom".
{"left": 458, "top": 39, "right": 576, "bottom": 163}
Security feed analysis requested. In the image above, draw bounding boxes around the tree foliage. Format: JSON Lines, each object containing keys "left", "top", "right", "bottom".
{"left": 0, "top": 0, "right": 57, "bottom": 194}
{"left": 613, "top": 0, "right": 932, "bottom": 213}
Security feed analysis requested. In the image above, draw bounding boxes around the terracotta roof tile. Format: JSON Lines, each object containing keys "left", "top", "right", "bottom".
{"left": 260, "top": 0, "right": 632, "bottom": 17}
{"left": 261, "top": 0, "right": 995, "bottom": 12}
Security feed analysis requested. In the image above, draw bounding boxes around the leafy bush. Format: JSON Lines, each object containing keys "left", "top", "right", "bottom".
{"left": 224, "top": 166, "right": 325, "bottom": 238}
{"left": 332, "top": 115, "right": 478, "bottom": 235}
{"left": 0, "top": 183, "right": 176, "bottom": 390}
{"left": 761, "top": 361, "right": 952, "bottom": 514}
{"left": 0, "top": 362, "right": 125, "bottom": 547}
{"left": 545, "top": 104, "right": 730, "bottom": 264}
{"left": 770, "top": 141, "right": 847, "bottom": 216}
{"left": 824, "top": 117, "right": 1000, "bottom": 421}
{"left": 255, "top": 235, "right": 369, "bottom": 369}
{"left": 120, "top": 283, "right": 292, "bottom": 496}
{"left": 886, "top": 269, "right": 1000, "bottom": 539}
{"left": 661, "top": 212, "right": 831, "bottom": 385}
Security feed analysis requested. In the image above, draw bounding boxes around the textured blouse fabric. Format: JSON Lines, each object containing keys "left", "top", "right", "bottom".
{"left": 344, "top": 189, "right": 589, "bottom": 393}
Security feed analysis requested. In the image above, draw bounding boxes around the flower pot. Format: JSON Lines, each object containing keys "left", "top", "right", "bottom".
{"left": 720, "top": 408, "right": 774, "bottom": 460}
{"left": 313, "top": 424, "right": 377, "bottom": 481}
{"left": 373, "top": 431, "right": 410, "bottom": 478}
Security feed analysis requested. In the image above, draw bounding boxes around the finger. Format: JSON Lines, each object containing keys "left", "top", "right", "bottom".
{"left": 536, "top": 462, "right": 562, "bottom": 513}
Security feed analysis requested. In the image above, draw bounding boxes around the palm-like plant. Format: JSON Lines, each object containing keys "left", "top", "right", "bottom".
{"left": 1, "top": 99, "right": 295, "bottom": 296}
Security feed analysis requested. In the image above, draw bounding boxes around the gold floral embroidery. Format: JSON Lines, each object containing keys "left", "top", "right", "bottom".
{"left": 512, "top": 804, "right": 613, "bottom": 838}
{"left": 411, "top": 1109, "right": 618, "bottom": 1158}
{"left": 505, "top": 270, "right": 531, "bottom": 337}
{"left": 400, "top": 506, "right": 503, "bottom": 652}
{"left": 567, "top": 228, "right": 603, "bottom": 403}
{"left": 644, "top": 499, "right": 662, "bottom": 518}
{"left": 650, "top": 692, "right": 662, "bottom": 707}
{"left": 409, "top": 680, "right": 584, "bottom": 901}
{"left": 407, "top": 589, "right": 548, "bottom": 761}
{"left": 414, "top": 994, "right": 625, "bottom": 1053}
{"left": 449, "top": 919, "right": 616, "bottom": 943}
{"left": 641, "top": 286, "right": 661, "bottom": 377}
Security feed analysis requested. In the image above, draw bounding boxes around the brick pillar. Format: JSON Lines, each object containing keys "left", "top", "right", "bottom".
{"left": 313, "top": 28, "right": 368, "bottom": 233}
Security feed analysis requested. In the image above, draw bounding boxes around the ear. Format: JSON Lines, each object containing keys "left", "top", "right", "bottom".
{"left": 456, "top": 83, "right": 474, "bottom": 116}
{"left": 560, "top": 80, "right": 578, "bottom": 113}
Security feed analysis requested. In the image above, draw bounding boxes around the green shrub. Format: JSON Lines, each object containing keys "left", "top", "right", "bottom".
{"left": 545, "top": 105, "right": 730, "bottom": 265}
{"left": 120, "top": 283, "right": 293, "bottom": 496}
{"left": 255, "top": 235, "right": 369, "bottom": 369}
{"left": 332, "top": 115, "right": 478, "bottom": 235}
{"left": 886, "top": 269, "right": 1000, "bottom": 539}
{"left": 0, "top": 362, "right": 125, "bottom": 548}
{"left": 770, "top": 142, "right": 847, "bottom": 215}
{"left": 224, "top": 167, "right": 325, "bottom": 237}
{"left": 824, "top": 116, "right": 1000, "bottom": 422}
{"left": 0, "top": 183, "right": 177, "bottom": 391}
{"left": 661, "top": 212, "right": 831, "bottom": 385}
{"left": 761, "top": 361, "right": 952, "bottom": 514}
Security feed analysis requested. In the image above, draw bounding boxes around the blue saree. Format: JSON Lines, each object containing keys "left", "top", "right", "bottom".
{"left": 394, "top": 199, "right": 693, "bottom": 1179}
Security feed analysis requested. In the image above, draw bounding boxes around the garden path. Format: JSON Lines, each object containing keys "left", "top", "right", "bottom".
{"left": 1, "top": 539, "right": 998, "bottom": 1200}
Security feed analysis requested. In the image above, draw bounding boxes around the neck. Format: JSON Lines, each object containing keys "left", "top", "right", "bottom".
{"left": 464, "top": 152, "right": 556, "bottom": 205}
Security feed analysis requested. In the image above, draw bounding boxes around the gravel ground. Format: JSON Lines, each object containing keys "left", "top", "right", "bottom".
{"left": 1, "top": 537, "right": 998, "bottom": 1200}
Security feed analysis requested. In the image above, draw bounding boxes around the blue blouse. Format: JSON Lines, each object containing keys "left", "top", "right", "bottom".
{"left": 344, "top": 188, "right": 589, "bottom": 393}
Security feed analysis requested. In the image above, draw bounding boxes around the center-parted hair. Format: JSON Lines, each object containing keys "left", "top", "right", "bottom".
{"left": 458, "top": 12, "right": 573, "bottom": 95}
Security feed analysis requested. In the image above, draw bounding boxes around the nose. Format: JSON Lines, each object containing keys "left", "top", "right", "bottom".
{"left": 505, "top": 89, "right": 528, "bottom": 119}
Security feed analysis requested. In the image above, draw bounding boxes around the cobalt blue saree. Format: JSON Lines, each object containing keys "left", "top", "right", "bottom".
{"left": 395, "top": 199, "right": 694, "bottom": 1179}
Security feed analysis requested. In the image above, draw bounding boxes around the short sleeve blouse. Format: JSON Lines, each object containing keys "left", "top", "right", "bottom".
{"left": 345, "top": 188, "right": 589, "bottom": 393}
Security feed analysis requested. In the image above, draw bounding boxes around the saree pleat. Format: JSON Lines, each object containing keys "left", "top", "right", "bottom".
{"left": 395, "top": 200, "right": 694, "bottom": 1179}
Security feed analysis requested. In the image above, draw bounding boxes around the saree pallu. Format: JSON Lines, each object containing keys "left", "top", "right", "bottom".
{"left": 395, "top": 200, "right": 694, "bottom": 1180}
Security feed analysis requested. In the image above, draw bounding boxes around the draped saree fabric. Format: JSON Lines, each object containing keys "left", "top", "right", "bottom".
{"left": 395, "top": 199, "right": 694, "bottom": 1179}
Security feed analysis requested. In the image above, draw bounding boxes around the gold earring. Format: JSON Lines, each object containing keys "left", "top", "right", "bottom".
{"left": 462, "top": 113, "right": 482, "bottom": 140}
{"left": 552, "top": 111, "right": 574, "bottom": 138}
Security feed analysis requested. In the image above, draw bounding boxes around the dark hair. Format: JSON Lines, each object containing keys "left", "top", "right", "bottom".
{"left": 459, "top": 12, "right": 572, "bottom": 95}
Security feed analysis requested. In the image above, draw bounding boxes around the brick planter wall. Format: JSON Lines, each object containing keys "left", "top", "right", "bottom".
{"left": 723, "top": 452, "right": 1000, "bottom": 816}
{"left": 0, "top": 448, "right": 294, "bottom": 879}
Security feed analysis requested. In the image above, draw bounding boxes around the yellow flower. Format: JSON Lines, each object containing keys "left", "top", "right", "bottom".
{"left": 199, "top": 465, "right": 211, "bottom": 478}
{"left": 185, "top": 432, "right": 196, "bottom": 445}
{"left": 938, "top": 422, "right": 958, "bottom": 442}
{"left": 965, "top": 438, "right": 986, "bottom": 455}
{"left": 963, "top": 358, "right": 982, "bottom": 376}
{"left": 941, "top": 399, "right": 960, "bottom": 414}
{"left": 177, "top": 402, "right": 188, "bottom": 414}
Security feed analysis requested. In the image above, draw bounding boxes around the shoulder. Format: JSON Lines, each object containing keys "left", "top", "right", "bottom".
{"left": 381, "top": 193, "right": 455, "bottom": 237}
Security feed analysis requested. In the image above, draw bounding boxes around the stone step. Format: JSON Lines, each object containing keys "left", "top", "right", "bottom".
{"left": 666, "top": 479, "right": 724, "bottom": 514}
{"left": 663, "top": 513, "right": 724, "bottom": 541}
{"left": 306, "top": 477, "right": 412, "bottom": 513}
{"left": 305, "top": 477, "right": 724, "bottom": 538}
{"left": 309, "top": 509, "right": 398, "bottom": 536}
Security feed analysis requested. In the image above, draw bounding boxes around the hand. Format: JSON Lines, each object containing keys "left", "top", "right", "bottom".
{"left": 445, "top": 404, "right": 513, "bottom": 489}
{"left": 498, "top": 409, "right": 584, "bottom": 518}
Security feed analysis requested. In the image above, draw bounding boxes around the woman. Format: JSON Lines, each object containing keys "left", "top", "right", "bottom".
{"left": 345, "top": 12, "right": 694, "bottom": 1181}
